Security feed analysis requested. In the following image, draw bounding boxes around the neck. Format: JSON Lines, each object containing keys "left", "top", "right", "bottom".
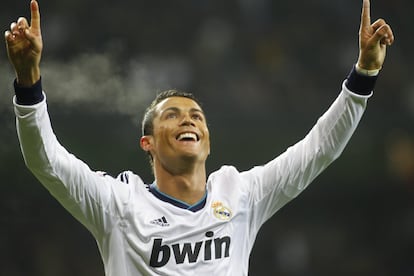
{"left": 152, "top": 160, "right": 207, "bottom": 205}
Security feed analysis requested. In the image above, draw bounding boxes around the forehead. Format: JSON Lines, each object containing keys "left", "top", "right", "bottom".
{"left": 155, "top": 96, "right": 203, "bottom": 114}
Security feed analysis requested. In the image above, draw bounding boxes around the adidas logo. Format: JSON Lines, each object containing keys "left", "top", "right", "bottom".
{"left": 150, "top": 216, "right": 170, "bottom": 227}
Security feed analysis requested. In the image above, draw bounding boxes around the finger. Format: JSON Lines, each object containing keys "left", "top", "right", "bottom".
{"left": 10, "top": 22, "right": 17, "bottom": 31}
{"left": 386, "top": 26, "right": 395, "bottom": 45}
{"left": 10, "top": 22, "right": 19, "bottom": 35}
{"left": 379, "top": 25, "right": 394, "bottom": 45}
{"left": 370, "top": 19, "right": 395, "bottom": 45}
{"left": 4, "top": 30, "right": 13, "bottom": 43}
{"left": 371, "top": 18, "right": 386, "bottom": 31}
{"left": 30, "top": 0, "right": 41, "bottom": 31}
{"left": 360, "top": 0, "right": 371, "bottom": 29}
{"left": 17, "top": 17, "right": 29, "bottom": 36}
{"left": 17, "top": 17, "right": 29, "bottom": 29}
{"left": 371, "top": 24, "right": 392, "bottom": 45}
{"left": 4, "top": 30, "right": 17, "bottom": 47}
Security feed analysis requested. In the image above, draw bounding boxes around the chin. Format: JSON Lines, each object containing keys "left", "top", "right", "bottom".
{"left": 179, "top": 152, "right": 207, "bottom": 163}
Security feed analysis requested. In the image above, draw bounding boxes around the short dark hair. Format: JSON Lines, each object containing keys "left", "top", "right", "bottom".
{"left": 141, "top": 89, "right": 202, "bottom": 136}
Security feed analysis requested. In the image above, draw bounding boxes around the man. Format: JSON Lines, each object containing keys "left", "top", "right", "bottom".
{"left": 5, "top": 0, "right": 394, "bottom": 275}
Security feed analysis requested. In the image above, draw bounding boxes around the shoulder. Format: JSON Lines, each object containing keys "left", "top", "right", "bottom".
{"left": 115, "top": 171, "right": 134, "bottom": 184}
{"left": 209, "top": 164, "right": 264, "bottom": 183}
{"left": 207, "top": 165, "right": 249, "bottom": 193}
{"left": 209, "top": 165, "right": 241, "bottom": 180}
{"left": 95, "top": 170, "right": 147, "bottom": 190}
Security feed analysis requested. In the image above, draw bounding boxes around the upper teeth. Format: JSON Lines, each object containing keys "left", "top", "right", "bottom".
{"left": 177, "top": 133, "right": 197, "bottom": 141}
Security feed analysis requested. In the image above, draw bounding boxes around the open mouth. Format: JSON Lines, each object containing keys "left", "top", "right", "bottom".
{"left": 176, "top": 132, "right": 199, "bottom": 142}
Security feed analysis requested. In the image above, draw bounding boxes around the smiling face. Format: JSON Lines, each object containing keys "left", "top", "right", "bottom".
{"left": 140, "top": 96, "right": 210, "bottom": 173}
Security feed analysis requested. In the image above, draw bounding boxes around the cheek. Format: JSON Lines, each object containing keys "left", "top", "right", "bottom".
{"left": 205, "top": 135, "right": 211, "bottom": 155}
{"left": 154, "top": 125, "right": 173, "bottom": 144}
{"left": 204, "top": 128, "right": 211, "bottom": 147}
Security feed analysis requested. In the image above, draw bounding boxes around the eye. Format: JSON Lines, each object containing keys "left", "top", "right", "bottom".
{"left": 165, "top": 112, "right": 177, "bottom": 119}
{"left": 191, "top": 113, "right": 203, "bottom": 121}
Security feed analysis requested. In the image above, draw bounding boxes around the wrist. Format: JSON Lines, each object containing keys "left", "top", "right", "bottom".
{"left": 15, "top": 66, "right": 41, "bottom": 87}
{"left": 355, "top": 63, "right": 380, "bottom": 76}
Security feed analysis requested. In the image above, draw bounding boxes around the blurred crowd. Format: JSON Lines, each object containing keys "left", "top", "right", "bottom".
{"left": 1, "top": 0, "right": 413, "bottom": 275}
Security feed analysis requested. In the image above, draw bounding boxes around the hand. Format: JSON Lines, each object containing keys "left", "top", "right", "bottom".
{"left": 357, "top": 0, "right": 394, "bottom": 71}
{"left": 5, "top": 0, "right": 42, "bottom": 87}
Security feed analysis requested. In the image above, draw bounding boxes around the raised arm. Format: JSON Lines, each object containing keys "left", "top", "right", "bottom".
{"left": 5, "top": 0, "right": 42, "bottom": 87}
{"left": 5, "top": 1, "right": 127, "bottom": 238}
{"left": 241, "top": 0, "right": 395, "bottom": 227}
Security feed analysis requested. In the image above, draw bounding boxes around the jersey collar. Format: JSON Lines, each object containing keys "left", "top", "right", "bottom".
{"left": 149, "top": 183, "right": 207, "bottom": 212}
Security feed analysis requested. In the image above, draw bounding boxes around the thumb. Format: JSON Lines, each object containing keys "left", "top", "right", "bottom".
{"left": 24, "top": 28, "right": 37, "bottom": 43}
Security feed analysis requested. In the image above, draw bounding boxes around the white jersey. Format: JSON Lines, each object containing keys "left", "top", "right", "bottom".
{"left": 14, "top": 82, "right": 370, "bottom": 275}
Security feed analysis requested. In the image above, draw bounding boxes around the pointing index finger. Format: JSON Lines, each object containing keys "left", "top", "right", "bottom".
{"left": 360, "top": 0, "right": 371, "bottom": 28}
{"left": 30, "top": 0, "right": 40, "bottom": 31}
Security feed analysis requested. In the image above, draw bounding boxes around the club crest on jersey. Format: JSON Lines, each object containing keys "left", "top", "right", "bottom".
{"left": 211, "top": 201, "right": 232, "bottom": 221}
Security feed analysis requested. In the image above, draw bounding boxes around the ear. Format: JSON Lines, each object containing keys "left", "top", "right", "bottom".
{"left": 140, "top": 135, "right": 153, "bottom": 152}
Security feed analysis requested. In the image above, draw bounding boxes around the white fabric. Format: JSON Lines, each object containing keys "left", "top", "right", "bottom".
{"left": 14, "top": 83, "right": 370, "bottom": 275}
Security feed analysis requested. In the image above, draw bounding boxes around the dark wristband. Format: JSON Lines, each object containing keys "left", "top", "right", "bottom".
{"left": 14, "top": 78, "right": 44, "bottom": 105}
{"left": 345, "top": 66, "right": 378, "bottom": 95}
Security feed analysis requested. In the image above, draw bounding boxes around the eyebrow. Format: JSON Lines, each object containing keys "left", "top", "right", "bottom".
{"left": 161, "top": 106, "right": 205, "bottom": 116}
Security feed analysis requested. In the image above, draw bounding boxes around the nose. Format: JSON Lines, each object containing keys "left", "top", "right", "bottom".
{"left": 179, "top": 113, "right": 196, "bottom": 127}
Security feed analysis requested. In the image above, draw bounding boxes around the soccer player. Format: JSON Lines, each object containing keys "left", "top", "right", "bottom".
{"left": 5, "top": 0, "right": 394, "bottom": 275}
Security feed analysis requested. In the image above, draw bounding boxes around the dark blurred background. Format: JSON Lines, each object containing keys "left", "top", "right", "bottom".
{"left": 1, "top": 0, "right": 413, "bottom": 275}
